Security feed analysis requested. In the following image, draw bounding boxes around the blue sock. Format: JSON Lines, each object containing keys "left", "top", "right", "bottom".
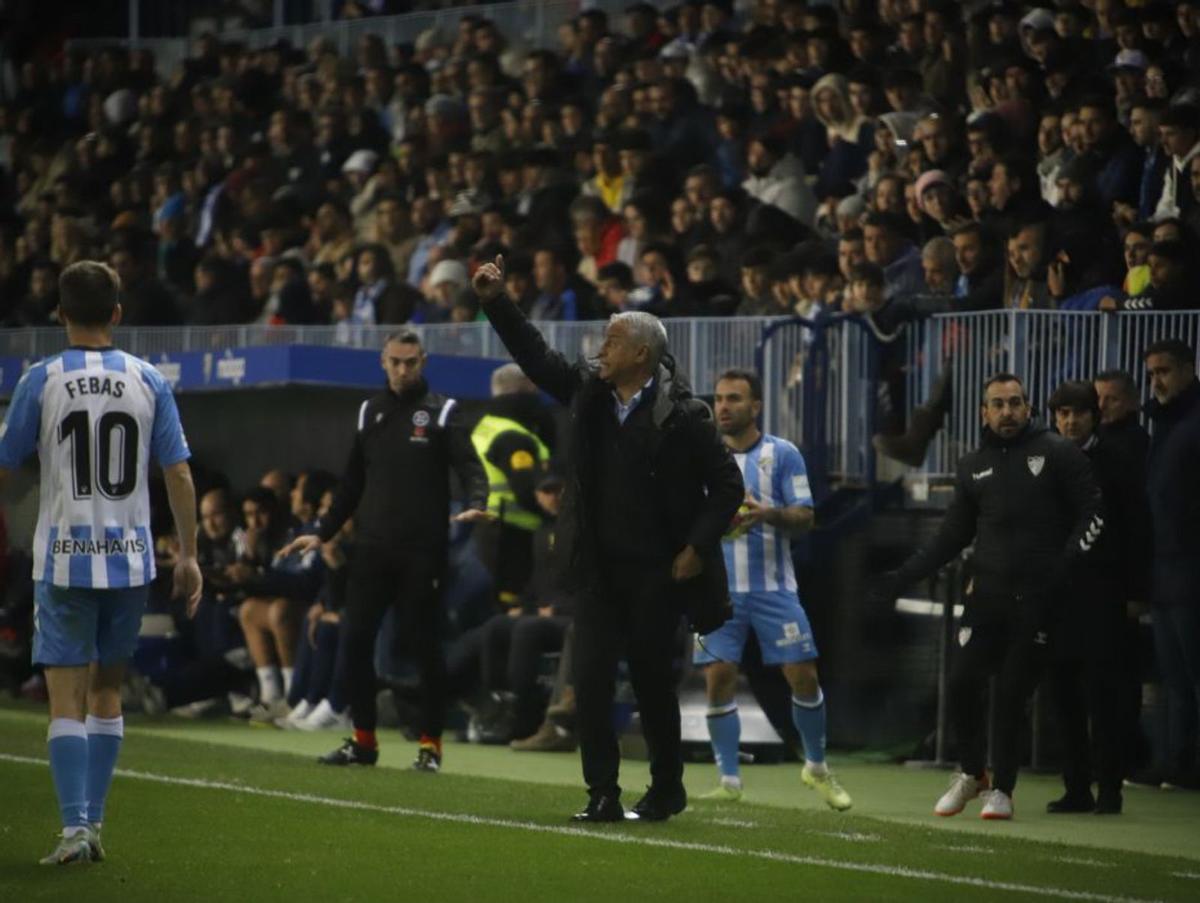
{"left": 706, "top": 702, "right": 741, "bottom": 780}
{"left": 85, "top": 715, "right": 124, "bottom": 825}
{"left": 791, "top": 688, "right": 827, "bottom": 766}
{"left": 47, "top": 718, "right": 89, "bottom": 830}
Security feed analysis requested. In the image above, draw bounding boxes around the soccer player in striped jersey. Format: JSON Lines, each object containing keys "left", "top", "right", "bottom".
{"left": 693, "top": 369, "right": 851, "bottom": 810}
{"left": 0, "top": 261, "right": 202, "bottom": 864}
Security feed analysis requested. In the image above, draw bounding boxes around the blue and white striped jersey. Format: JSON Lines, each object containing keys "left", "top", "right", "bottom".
{"left": 0, "top": 347, "right": 190, "bottom": 589}
{"left": 723, "top": 433, "right": 813, "bottom": 594}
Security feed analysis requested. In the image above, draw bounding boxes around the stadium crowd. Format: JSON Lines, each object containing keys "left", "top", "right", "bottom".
{"left": 2, "top": 0, "right": 1200, "bottom": 332}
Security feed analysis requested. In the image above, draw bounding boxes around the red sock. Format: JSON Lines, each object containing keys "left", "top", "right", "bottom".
{"left": 419, "top": 734, "right": 442, "bottom": 754}
{"left": 354, "top": 729, "right": 377, "bottom": 749}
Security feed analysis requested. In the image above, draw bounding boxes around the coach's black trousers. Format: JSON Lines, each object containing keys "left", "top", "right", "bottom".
{"left": 949, "top": 613, "right": 1048, "bottom": 796}
{"left": 342, "top": 543, "right": 446, "bottom": 737}
{"left": 573, "top": 560, "right": 685, "bottom": 800}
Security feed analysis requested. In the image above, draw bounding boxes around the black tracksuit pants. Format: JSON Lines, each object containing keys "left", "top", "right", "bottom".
{"left": 1047, "top": 657, "right": 1126, "bottom": 797}
{"left": 573, "top": 560, "right": 685, "bottom": 800}
{"left": 949, "top": 612, "right": 1049, "bottom": 795}
{"left": 342, "top": 544, "right": 446, "bottom": 737}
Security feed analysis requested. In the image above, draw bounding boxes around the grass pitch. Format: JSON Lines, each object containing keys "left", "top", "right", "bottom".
{"left": 1, "top": 704, "right": 1197, "bottom": 902}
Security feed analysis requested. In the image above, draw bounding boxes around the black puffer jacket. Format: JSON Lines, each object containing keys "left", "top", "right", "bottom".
{"left": 1146, "top": 379, "right": 1200, "bottom": 609}
{"left": 481, "top": 297, "right": 743, "bottom": 633}
{"left": 894, "top": 422, "right": 1102, "bottom": 624}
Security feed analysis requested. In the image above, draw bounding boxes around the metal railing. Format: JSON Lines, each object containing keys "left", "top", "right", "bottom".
{"left": 907, "top": 310, "right": 1200, "bottom": 480}
{"left": 5, "top": 309, "right": 1197, "bottom": 487}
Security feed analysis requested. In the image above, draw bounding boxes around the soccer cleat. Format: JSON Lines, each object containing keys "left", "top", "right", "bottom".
{"left": 934, "top": 772, "right": 989, "bottom": 816}
{"left": 39, "top": 831, "right": 92, "bottom": 865}
{"left": 318, "top": 738, "right": 378, "bottom": 766}
{"left": 801, "top": 764, "right": 852, "bottom": 811}
{"left": 87, "top": 825, "right": 105, "bottom": 862}
{"left": 699, "top": 783, "right": 744, "bottom": 802}
{"left": 412, "top": 742, "right": 442, "bottom": 772}
{"left": 980, "top": 789, "right": 1014, "bottom": 820}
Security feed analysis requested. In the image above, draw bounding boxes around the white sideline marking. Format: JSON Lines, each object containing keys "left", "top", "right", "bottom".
{"left": 0, "top": 753, "right": 1161, "bottom": 903}
{"left": 1055, "top": 858, "right": 1115, "bottom": 869}
{"left": 704, "top": 817, "right": 759, "bottom": 828}
{"left": 823, "top": 831, "right": 881, "bottom": 843}
{"left": 1171, "top": 872, "right": 1200, "bottom": 880}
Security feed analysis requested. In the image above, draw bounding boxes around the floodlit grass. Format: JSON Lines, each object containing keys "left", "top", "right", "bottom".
{"left": 1, "top": 704, "right": 1197, "bottom": 902}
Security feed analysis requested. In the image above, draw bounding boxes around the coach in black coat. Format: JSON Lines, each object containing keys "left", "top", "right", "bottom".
{"left": 473, "top": 255, "right": 744, "bottom": 823}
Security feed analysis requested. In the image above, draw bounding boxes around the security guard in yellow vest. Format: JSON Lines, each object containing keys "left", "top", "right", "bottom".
{"left": 470, "top": 364, "right": 554, "bottom": 607}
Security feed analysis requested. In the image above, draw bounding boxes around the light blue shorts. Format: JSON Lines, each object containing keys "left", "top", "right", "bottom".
{"left": 32, "top": 581, "right": 150, "bottom": 667}
{"left": 693, "top": 591, "right": 818, "bottom": 666}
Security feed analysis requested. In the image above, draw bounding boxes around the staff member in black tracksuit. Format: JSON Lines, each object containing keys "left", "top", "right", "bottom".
{"left": 1045, "top": 380, "right": 1149, "bottom": 815}
{"left": 282, "top": 330, "right": 489, "bottom": 771}
{"left": 874, "top": 373, "right": 1102, "bottom": 821}
{"left": 473, "top": 255, "right": 744, "bottom": 824}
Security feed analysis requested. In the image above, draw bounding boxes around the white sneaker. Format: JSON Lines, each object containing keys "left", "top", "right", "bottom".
{"left": 248, "top": 698, "right": 290, "bottom": 725}
{"left": 297, "top": 698, "right": 352, "bottom": 731}
{"left": 276, "top": 700, "right": 313, "bottom": 729}
{"left": 980, "top": 789, "right": 1014, "bottom": 820}
{"left": 934, "top": 772, "right": 990, "bottom": 817}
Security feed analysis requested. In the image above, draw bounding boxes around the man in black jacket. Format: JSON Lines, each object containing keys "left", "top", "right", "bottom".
{"left": 875, "top": 373, "right": 1102, "bottom": 820}
{"left": 1094, "top": 369, "right": 1150, "bottom": 467}
{"left": 1044, "top": 381, "right": 1149, "bottom": 815}
{"left": 282, "top": 331, "right": 489, "bottom": 772}
{"left": 1143, "top": 339, "right": 1200, "bottom": 788}
{"left": 472, "top": 255, "right": 744, "bottom": 823}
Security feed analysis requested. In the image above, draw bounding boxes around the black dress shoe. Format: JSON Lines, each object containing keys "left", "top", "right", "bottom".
{"left": 1046, "top": 792, "right": 1095, "bottom": 814}
{"left": 571, "top": 795, "right": 624, "bottom": 822}
{"left": 1094, "top": 791, "right": 1123, "bottom": 814}
{"left": 630, "top": 785, "right": 688, "bottom": 822}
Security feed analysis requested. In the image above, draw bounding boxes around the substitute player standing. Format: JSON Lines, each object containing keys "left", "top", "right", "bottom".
{"left": 694, "top": 369, "right": 851, "bottom": 810}
{"left": 0, "top": 261, "right": 201, "bottom": 865}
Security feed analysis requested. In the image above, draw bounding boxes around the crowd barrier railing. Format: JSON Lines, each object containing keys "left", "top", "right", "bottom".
{"left": 906, "top": 309, "right": 1200, "bottom": 480}
{"left": 4, "top": 309, "right": 1196, "bottom": 490}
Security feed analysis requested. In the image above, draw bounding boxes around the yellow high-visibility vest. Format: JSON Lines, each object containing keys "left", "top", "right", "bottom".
{"left": 469, "top": 414, "right": 550, "bottom": 531}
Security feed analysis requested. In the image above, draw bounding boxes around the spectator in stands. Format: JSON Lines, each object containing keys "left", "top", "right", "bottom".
{"left": 1119, "top": 240, "right": 1193, "bottom": 311}
{"left": 529, "top": 244, "right": 593, "bottom": 321}
{"left": 1142, "top": 340, "right": 1200, "bottom": 790}
{"left": 921, "top": 236, "right": 959, "bottom": 295}
{"left": 735, "top": 246, "right": 780, "bottom": 317}
{"left": 1120, "top": 222, "right": 1154, "bottom": 297}
{"left": 1154, "top": 104, "right": 1200, "bottom": 222}
{"left": 862, "top": 211, "right": 924, "bottom": 300}
{"left": 110, "top": 243, "right": 181, "bottom": 326}
{"left": 742, "top": 134, "right": 817, "bottom": 228}
{"left": 1077, "top": 95, "right": 1142, "bottom": 212}
{"left": 1004, "top": 220, "right": 1052, "bottom": 309}
{"left": 351, "top": 242, "right": 419, "bottom": 324}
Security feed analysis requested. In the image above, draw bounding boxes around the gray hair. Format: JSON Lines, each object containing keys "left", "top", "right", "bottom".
{"left": 490, "top": 362, "right": 537, "bottom": 397}
{"left": 922, "top": 236, "right": 958, "bottom": 273}
{"left": 610, "top": 311, "right": 668, "bottom": 367}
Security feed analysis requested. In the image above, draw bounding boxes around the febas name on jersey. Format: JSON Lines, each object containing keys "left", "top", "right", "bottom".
{"left": 0, "top": 347, "right": 190, "bottom": 589}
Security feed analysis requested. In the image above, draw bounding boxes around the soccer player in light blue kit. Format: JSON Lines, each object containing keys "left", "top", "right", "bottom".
{"left": 0, "top": 261, "right": 202, "bottom": 864}
{"left": 693, "top": 369, "right": 851, "bottom": 810}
